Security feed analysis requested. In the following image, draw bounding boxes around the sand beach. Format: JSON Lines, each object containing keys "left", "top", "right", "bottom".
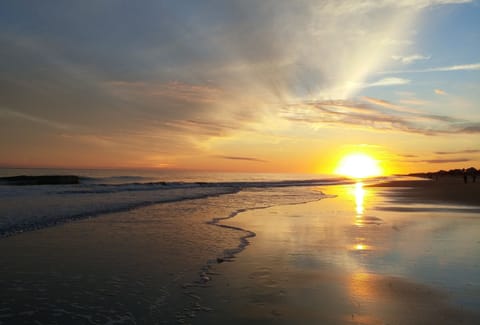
{"left": 194, "top": 179, "right": 480, "bottom": 324}
{"left": 369, "top": 176, "right": 480, "bottom": 207}
{"left": 0, "top": 176, "right": 479, "bottom": 324}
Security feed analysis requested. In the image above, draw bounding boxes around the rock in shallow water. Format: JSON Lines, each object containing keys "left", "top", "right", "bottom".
{"left": 0, "top": 175, "right": 80, "bottom": 185}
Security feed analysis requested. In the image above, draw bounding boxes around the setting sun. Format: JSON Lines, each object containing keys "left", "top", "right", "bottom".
{"left": 335, "top": 153, "right": 382, "bottom": 179}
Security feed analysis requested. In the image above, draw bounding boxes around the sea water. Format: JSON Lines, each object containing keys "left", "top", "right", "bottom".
{"left": 0, "top": 168, "right": 351, "bottom": 237}
{"left": 0, "top": 168, "right": 349, "bottom": 323}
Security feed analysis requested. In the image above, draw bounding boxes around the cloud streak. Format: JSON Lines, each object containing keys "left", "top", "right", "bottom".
{"left": 0, "top": 106, "right": 70, "bottom": 130}
{"left": 281, "top": 97, "right": 479, "bottom": 135}
{"left": 381, "top": 62, "right": 480, "bottom": 74}
{"left": 420, "top": 158, "right": 471, "bottom": 163}
{"left": 392, "top": 54, "right": 431, "bottom": 64}
{"left": 434, "top": 89, "right": 447, "bottom": 95}
{"left": 215, "top": 156, "right": 268, "bottom": 163}
{"left": 365, "top": 77, "right": 411, "bottom": 87}
{"left": 435, "top": 149, "right": 480, "bottom": 155}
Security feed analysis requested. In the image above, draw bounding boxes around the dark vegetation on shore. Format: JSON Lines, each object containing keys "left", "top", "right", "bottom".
{"left": 408, "top": 167, "right": 478, "bottom": 178}
{"left": 0, "top": 175, "right": 80, "bottom": 185}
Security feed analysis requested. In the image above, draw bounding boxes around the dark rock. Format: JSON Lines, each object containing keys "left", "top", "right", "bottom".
{"left": 0, "top": 175, "right": 80, "bottom": 185}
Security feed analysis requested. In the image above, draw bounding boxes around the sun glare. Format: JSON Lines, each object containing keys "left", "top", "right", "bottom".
{"left": 335, "top": 153, "right": 382, "bottom": 179}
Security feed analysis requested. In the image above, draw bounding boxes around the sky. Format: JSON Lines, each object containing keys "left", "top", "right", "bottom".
{"left": 1, "top": 0, "right": 479, "bottom": 174}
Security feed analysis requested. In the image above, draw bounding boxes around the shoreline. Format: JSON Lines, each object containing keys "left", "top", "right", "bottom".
{"left": 1, "top": 176, "right": 479, "bottom": 323}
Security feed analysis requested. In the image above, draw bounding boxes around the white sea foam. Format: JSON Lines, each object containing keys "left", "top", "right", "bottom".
{"left": 0, "top": 183, "right": 239, "bottom": 237}
{"left": 0, "top": 175, "right": 356, "bottom": 237}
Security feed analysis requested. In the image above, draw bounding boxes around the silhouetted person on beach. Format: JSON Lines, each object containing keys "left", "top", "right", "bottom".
{"left": 463, "top": 169, "right": 467, "bottom": 184}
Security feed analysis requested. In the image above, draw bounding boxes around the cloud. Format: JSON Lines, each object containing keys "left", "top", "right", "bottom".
{"left": 60, "top": 133, "right": 116, "bottom": 147}
{"left": 316, "top": 0, "right": 472, "bottom": 15}
{"left": 459, "top": 123, "right": 480, "bottom": 134}
{"left": 342, "top": 77, "right": 411, "bottom": 94}
{"left": 362, "top": 96, "right": 421, "bottom": 113}
{"left": 163, "top": 119, "right": 244, "bottom": 137}
{"left": 399, "top": 154, "right": 418, "bottom": 158}
{"left": 365, "top": 77, "right": 411, "bottom": 87}
{"left": 0, "top": 106, "right": 70, "bottom": 130}
{"left": 399, "top": 98, "right": 430, "bottom": 106}
{"left": 381, "top": 62, "right": 480, "bottom": 74}
{"left": 108, "top": 81, "right": 224, "bottom": 104}
{"left": 281, "top": 97, "right": 479, "bottom": 135}
{"left": 399, "top": 156, "right": 472, "bottom": 163}
{"left": 0, "top": 0, "right": 475, "bottom": 167}
{"left": 392, "top": 54, "right": 431, "bottom": 64}
{"left": 434, "top": 89, "right": 447, "bottom": 95}
{"left": 435, "top": 149, "right": 480, "bottom": 155}
{"left": 421, "top": 158, "right": 471, "bottom": 163}
{"left": 428, "top": 63, "right": 480, "bottom": 72}
{"left": 215, "top": 155, "right": 268, "bottom": 163}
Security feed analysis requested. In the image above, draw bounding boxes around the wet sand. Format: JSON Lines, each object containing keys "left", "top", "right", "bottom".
{"left": 0, "top": 186, "right": 325, "bottom": 323}
{"left": 369, "top": 176, "right": 480, "bottom": 207}
{"left": 0, "top": 181, "right": 478, "bottom": 324}
{"left": 0, "top": 196, "right": 244, "bottom": 323}
{"left": 196, "top": 182, "right": 480, "bottom": 324}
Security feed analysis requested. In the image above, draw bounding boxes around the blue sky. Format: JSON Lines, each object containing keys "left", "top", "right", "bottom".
{"left": 0, "top": 0, "right": 479, "bottom": 173}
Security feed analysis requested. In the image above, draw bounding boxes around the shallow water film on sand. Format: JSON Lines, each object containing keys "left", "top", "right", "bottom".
{"left": 0, "top": 170, "right": 479, "bottom": 324}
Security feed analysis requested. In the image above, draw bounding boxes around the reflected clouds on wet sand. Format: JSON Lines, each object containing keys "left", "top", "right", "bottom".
{"left": 196, "top": 183, "right": 480, "bottom": 324}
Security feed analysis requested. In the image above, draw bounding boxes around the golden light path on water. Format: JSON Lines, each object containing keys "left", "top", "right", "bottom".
{"left": 353, "top": 181, "right": 369, "bottom": 251}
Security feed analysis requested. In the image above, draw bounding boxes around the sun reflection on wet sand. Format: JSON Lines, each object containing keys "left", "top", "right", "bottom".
{"left": 349, "top": 272, "right": 375, "bottom": 302}
{"left": 352, "top": 182, "right": 369, "bottom": 252}
{"left": 348, "top": 182, "right": 386, "bottom": 257}
{"left": 194, "top": 184, "right": 480, "bottom": 324}
{"left": 354, "top": 182, "right": 365, "bottom": 216}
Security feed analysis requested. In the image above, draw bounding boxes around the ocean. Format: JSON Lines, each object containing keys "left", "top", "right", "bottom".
{"left": 1, "top": 168, "right": 478, "bottom": 324}
{"left": 0, "top": 168, "right": 355, "bottom": 238}
{"left": 0, "top": 168, "right": 353, "bottom": 323}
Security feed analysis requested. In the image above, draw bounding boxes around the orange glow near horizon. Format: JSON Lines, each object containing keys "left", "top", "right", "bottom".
{"left": 335, "top": 153, "right": 383, "bottom": 179}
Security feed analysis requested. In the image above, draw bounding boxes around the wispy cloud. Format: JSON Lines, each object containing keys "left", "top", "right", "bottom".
{"left": 366, "top": 77, "right": 411, "bottom": 87}
{"left": 398, "top": 153, "right": 419, "bottom": 158}
{"left": 163, "top": 119, "right": 246, "bottom": 137}
{"left": 435, "top": 149, "right": 480, "bottom": 155}
{"left": 281, "top": 97, "right": 479, "bottom": 135}
{"left": 460, "top": 123, "right": 480, "bottom": 134}
{"left": 343, "top": 77, "right": 410, "bottom": 94}
{"left": 434, "top": 89, "right": 448, "bottom": 95}
{"left": 319, "top": 0, "right": 472, "bottom": 15}
{"left": 0, "top": 0, "right": 476, "bottom": 168}
{"left": 381, "top": 62, "right": 480, "bottom": 74}
{"left": 215, "top": 155, "right": 268, "bottom": 163}
{"left": 108, "top": 81, "right": 224, "bottom": 104}
{"left": 362, "top": 96, "right": 421, "bottom": 113}
{"left": 392, "top": 54, "right": 431, "bottom": 64}
{"left": 0, "top": 106, "right": 70, "bottom": 130}
{"left": 421, "top": 158, "right": 471, "bottom": 163}
{"left": 399, "top": 98, "right": 430, "bottom": 106}
{"left": 60, "top": 133, "right": 115, "bottom": 147}
{"left": 428, "top": 63, "right": 480, "bottom": 72}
